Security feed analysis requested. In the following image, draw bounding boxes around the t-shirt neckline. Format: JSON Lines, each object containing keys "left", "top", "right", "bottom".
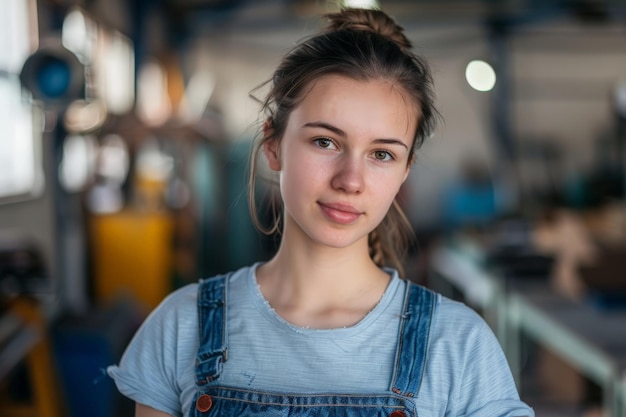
{"left": 247, "top": 262, "right": 401, "bottom": 336}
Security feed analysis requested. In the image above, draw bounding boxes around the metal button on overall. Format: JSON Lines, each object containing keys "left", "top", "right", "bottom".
{"left": 389, "top": 411, "right": 407, "bottom": 417}
{"left": 195, "top": 394, "right": 213, "bottom": 412}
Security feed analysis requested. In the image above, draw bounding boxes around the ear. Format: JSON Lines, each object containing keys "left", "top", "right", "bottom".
{"left": 401, "top": 155, "right": 414, "bottom": 183}
{"left": 401, "top": 166, "right": 411, "bottom": 184}
{"left": 262, "top": 119, "right": 281, "bottom": 171}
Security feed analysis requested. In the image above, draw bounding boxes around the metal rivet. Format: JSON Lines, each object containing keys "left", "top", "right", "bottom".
{"left": 195, "top": 394, "right": 213, "bottom": 412}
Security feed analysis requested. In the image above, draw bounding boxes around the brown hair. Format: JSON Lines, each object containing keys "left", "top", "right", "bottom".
{"left": 248, "top": 8, "right": 439, "bottom": 275}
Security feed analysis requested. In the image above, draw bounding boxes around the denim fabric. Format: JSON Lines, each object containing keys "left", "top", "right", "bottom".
{"left": 190, "top": 276, "right": 436, "bottom": 417}
{"left": 389, "top": 283, "right": 436, "bottom": 398}
{"left": 195, "top": 274, "right": 229, "bottom": 385}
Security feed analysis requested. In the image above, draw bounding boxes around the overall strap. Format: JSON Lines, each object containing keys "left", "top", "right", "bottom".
{"left": 195, "top": 274, "right": 229, "bottom": 386}
{"left": 389, "top": 281, "right": 437, "bottom": 398}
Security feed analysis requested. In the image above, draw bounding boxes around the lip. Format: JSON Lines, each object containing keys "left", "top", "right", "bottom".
{"left": 318, "top": 202, "right": 363, "bottom": 225}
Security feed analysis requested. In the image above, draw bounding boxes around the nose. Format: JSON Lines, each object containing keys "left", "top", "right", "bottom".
{"left": 330, "top": 156, "right": 364, "bottom": 193}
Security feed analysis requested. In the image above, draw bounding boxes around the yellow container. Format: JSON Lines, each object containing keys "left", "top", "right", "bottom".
{"left": 90, "top": 210, "right": 173, "bottom": 311}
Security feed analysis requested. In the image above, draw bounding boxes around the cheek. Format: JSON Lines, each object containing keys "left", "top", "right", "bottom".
{"left": 279, "top": 156, "right": 320, "bottom": 202}
{"left": 371, "top": 168, "right": 405, "bottom": 193}
{"left": 369, "top": 171, "right": 405, "bottom": 207}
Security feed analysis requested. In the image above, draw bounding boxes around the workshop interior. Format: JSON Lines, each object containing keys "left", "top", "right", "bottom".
{"left": 1, "top": 0, "right": 625, "bottom": 416}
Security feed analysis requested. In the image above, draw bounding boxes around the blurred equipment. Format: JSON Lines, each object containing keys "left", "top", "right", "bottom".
{"left": 0, "top": 235, "right": 49, "bottom": 297}
{"left": 0, "top": 297, "right": 65, "bottom": 417}
{"left": 579, "top": 244, "right": 626, "bottom": 309}
{"left": 17, "top": 33, "right": 92, "bottom": 312}
{"left": 51, "top": 299, "right": 139, "bottom": 417}
{"left": 0, "top": 236, "right": 62, "bottom": 417}
{"left": 19, "top": 37, "right": 85, "bottom": 107}
{"left": 487, "top": 217, "right": 555, "bottom": 284}
{"left": 442, "top": 158, "right": 498, "bottom": 230}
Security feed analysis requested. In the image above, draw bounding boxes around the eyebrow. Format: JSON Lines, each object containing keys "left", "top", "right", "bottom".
{"left": 303, "top": 121, "right": 346, "bottom": 137}
{"left": 302, "top": 121, "right": 409, "bottom": 150}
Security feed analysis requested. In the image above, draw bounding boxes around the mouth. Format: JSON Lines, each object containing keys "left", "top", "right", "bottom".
{"left": 318, "top": 202, "right": 363, "bottom": 225}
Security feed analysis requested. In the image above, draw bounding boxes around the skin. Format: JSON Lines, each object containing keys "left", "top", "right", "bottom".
{"left": 136, "top": 404, "right": 171, "bottom": 417}
{"left": 135, "top": 74, "right": 420, "bottom": 416}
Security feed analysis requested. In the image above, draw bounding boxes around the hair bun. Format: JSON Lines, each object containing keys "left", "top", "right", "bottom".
{"left": 324, "top": 8, "right": 412, "bottom": 51}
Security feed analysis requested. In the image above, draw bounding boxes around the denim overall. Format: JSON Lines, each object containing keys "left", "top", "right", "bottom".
{"left": 189, "top": 274, "right": 436, "bottom": 417}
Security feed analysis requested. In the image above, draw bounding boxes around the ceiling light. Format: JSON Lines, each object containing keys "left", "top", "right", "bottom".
{"left": 342, "top": 0, "right": 380, "bottom": 10}
{"left": 465, "top": 60, "right": 496, "bottom": 92}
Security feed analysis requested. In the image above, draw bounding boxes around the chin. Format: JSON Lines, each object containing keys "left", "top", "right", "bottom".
{"left": 306, "top": 228, "right": 368, "bottom": 250}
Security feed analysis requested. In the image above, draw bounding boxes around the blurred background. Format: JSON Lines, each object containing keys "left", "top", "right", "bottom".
{"left": 1, "top": 0, "right": 625, "bottom": 416}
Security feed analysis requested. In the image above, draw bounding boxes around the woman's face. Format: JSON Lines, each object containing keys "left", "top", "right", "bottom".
{"left": 264, "top": 74, "right": 419, "bottom": 250}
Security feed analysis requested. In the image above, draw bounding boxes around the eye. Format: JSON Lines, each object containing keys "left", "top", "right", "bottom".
{"left": 313, "top": 137, "right": 337, "bottom": 149}
{"left": 372, "top": 150, "right": 394, "bottom": 162}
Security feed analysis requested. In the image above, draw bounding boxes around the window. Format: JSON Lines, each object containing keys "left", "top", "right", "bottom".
{"left": 0, "top": 0, "right": 43, "bottom": 203}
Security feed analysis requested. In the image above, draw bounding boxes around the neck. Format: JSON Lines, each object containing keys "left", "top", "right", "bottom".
{"left": 256, "top": 228, "right": 391, "bottom": 328}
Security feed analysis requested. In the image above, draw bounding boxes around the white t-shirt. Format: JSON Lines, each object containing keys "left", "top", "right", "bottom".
{"left": 108, "top": 263, "right": 533, "bottom": 417}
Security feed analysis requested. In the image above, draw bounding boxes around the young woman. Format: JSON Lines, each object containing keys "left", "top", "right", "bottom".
{"left": 109, "top": 8, "right": 534, "bottom": 417}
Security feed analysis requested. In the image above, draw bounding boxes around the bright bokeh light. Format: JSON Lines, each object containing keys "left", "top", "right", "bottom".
{"left": 86, "top": 134, "right": 129, "bottom": 213}
{"left": 0, "top": 75, "right": 43, "bottom": 200}
{"left": 59, "top": 134, "right": 97, "bottom": 192}
{"left": 342, "top": 0, "right": 380, "bottom": 9}
{"left": 64, "top": 9, "right": 135, "bottom": 114}
{"left": 64, "top": 99, "right": 107, "bottom": 133}
{"left": 136, "top": 139, "right": 173, "bottom": 182}
{"left": 0, "top": 0, "right": 36, "bottom": 73}
{"left": 136, "top": 60, "right": 171, "bottom": 126}
{"left": 0, "top": 0, "right": 42, "bottom": 203}
{"left": 97, "top": 29, "right": 135, "bottom": 114}
{"left": 465, "top": 60, "right": 496, "bottom": 92}
{"left": 62, "top": 8, "right": 92, "bottom": 63}
{"left": 97, "top": 134, "right": 130, "bottom": 185}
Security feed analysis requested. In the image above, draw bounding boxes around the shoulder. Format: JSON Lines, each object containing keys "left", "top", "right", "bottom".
{"left": 426, "top": 295, "right": 515, "bottom": 390}
{"left": 151, "top": 264, "right": 254, "bottom": 325}
{"left": 402, "top": 282, "right": 491, "bottom": 340}
{"left": 433, "top": 294, "right": 491, "bottom": 335}
{"left": 162, "top": 282, "right": 199, "bottom": 306}
{"left": 127, "top": 283, "right": 201, "bottom": 350}
{"left": 425, "top": 291, "right": 504, "bottom": 362}
{"left": 152, "top": 283, "right": 199, "bottom": 322}
{"left": 197, "top": 264, "right": 255, "bottom": 300}
{"left": 154, "top": 264, "right": 254, "bottom": 325}
{"left": 400, "top": 281, "right": 489, "bottom": 335}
